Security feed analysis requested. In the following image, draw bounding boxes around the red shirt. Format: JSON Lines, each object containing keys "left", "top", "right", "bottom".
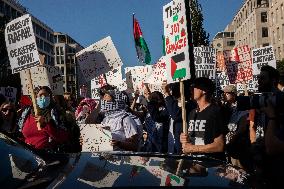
{"left": 22, "top": 114, "right": 69, "bottom": 149}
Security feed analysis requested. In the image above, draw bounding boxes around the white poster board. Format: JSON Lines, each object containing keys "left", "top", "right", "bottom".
{"left": 252, "top": 46, "right": 276, "bottom": 75}
{"left": 146, "top": 57, "right": 167, "bottom": 85}
{"left": 0, "top": 87, "right": 17, "bottom": 102}
{"left": 20, "top": 65, "right": 64, "bottom": 95}
{"left": 5, "top": 14, "right": 40, "bottom": 74}
{"left": 194, "top": 47, "right": 216, "bottom": 79}
{"left": 79, "top": 124, "right": 113, "bottom": 152}
{"left": 105, "top": 67, "right": 123, "bottom": 86}
{"left": 76, "top": 36, "right": 123, "bottom": 82}
{"left": 163, "top": 0, "right": 191, "bottom": 83}
{"left": 125, "top": 66, "right": 152, "bottom": 92}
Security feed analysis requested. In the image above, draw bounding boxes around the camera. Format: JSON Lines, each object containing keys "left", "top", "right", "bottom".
{"left": 236, "top": 92, "right": 284, "bottom": 111}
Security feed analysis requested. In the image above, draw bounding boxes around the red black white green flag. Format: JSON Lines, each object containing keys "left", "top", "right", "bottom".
{"left": 133, "top": 14, "right": 151, "bottom": 65}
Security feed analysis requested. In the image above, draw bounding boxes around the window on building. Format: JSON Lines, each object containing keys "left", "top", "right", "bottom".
{"left": 278, "top": 47, "right": 281, "bottom": 59}
{"left": 262, "top": 27, "right": 268, "bottom": 37}
{"left": 60, "top": 47, "right": 64, "bottom": 55}
{"left": 0, "top": 1, "right": 4, "bottom": 14}
{"left": 261, "top": 12, "right": 267, "bottom": 22}
{"left": 277, "top": 27, "right": 280, "bottom": 41}
{"left": 276, "top": 8, "right": 279, "bottom": 23}
{"left": 61, "top": 67, "right": 64, "bottom": 75}
{"left": 263, "top": 43, "right": 270, "bottom": 47}
{"left": 227, "top": 41, "right": 235, "bottom": 46}
{"left": 272, "top": 12, "right": 275, "bottom": 24}
{"left": 273, "top": 31, "right": 276, "bottom": 43}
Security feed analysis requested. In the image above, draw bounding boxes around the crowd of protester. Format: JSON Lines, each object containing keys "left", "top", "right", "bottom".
{"left": 0, "top": 65, "right": 283, "bottom": 187}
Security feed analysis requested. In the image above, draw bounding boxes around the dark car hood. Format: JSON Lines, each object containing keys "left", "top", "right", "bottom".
{"left": 48, "top": 152, "right": 250, "bottom": 188}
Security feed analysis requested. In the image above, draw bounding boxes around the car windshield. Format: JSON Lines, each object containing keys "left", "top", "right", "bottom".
{"left": 0, "top": 133, "right": 45, "bottom": 189}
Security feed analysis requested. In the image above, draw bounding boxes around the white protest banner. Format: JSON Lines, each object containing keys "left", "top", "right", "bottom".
{"left": 194, "top": 47, "right": 216, "bottom": 79}
{"left": 105, "top": 67, "right": 123, "bottom": 86}
{"left": 76, "top": 36, "right": 122, "bottom": 82}
{"left": 5, "top": 14, "right": 40, "bottom": 74}
{"left": 20, "top": 65, "right": 64, "bottom": 95}
{"left": 79, "top": 124, "right": 113, "bottom": 152}
{"left": 252, "top": 46, "right": 276, "bottom": 75}
{"left": 125, "top": 65, "right": 152, "bottom": 92}
{"left": 91, "top": 75, "right": 107, "bottom": 99}
{"left": 163, "top": 0, "right": 192, "bottom": 83}
{"left": 0, "top": 87, "right": 17, "bottom": 102}
{"left": 145, "top": 56, "right": 167, "bottom": 85}
{"left": 235, "top": 45, "right": 253, "bottom": 83}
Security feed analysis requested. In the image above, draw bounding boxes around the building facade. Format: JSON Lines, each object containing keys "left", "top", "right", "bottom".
{"left": 54, "top": 32, "right": 83, "bottom": 95}
{"left": 269, "top": 0, "right": 284, "bottom": 60}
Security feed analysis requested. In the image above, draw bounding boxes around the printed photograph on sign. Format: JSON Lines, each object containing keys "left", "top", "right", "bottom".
{"left": 20, "top": 65, "right": 64, "bottom": 95}
{"left": 252, "top": 46, "right": 276, "bottom": 75}
{"left": 224, "top": 49, "right": 238, "bottom": 84}
{"left": 4, "top": 14, "right": 40, "bottom": 74}
{"left": 163, "top": 0, "right": 191, "bottom": 83}
{"left": 194, "top": 47, "right": 216, "bottom": 80}
{"left": 76, "top": 36, "right": 123, "bottom": 82}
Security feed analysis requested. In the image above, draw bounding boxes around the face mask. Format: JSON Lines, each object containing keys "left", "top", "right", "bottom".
{"left": 37, "top": 96, "right": 50, "bottom": 109}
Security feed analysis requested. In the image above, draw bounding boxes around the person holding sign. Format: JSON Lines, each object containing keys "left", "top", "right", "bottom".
{"left": 0, "top": 102, "right": 18, "bottom": 135}
{"left": 180, "top": 77, "right": 226, "bottom": 160}
{"left": 100, "top": 89, "right": 140, "bottom": 151}
{"left": 19, "top": 86, "right": 69, "bottom": 150}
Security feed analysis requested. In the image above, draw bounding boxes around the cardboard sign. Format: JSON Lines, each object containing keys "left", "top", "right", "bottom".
{"left": 79, "top": 124, "right": 113, "bottom": 152}
{"left": 194, "top": 47, "right": 216, "bottom": 79}
{"left": 0, "top": 87, "right": 17, "bottom": 102}
{"left": 5, "top": 14, "right": 40, "bottom": 74}
{"left": 235, "top": 45, "right": 253, "bottom": 83}
{"left": 76, "top": 36, "right": 122, "bottom": 82}
{"left": 145, "top": 57, "right": 167, "bottom": 85}
{"left": 20, "top": 65, "right": 64, "bottom": 95}
{"left": 163, "top": 0, "right": 191, "bottom": 83}
{"left": 252, "top": 46, "right": 276, "bottom": 75}
{"left": 125, "top": 66, "right": 152, "bottom": 92}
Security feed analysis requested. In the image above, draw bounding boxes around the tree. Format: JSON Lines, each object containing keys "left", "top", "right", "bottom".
{"left": 0, "top": 16, "right": 9, "bottom": 66}
{"left": 189, "top": 0, "right": 210, "bottom": 47}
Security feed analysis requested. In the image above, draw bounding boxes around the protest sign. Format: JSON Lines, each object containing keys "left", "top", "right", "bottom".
{"left": 163, "top": 0, "right": 192, "bottom": 83}
{"left": 105, "top": 67, "right": 123, "bottom": 86}
{"left": 145, "top": 56, "right": 167, "bottom": 85}
{"left": 0, "top": 87, "right": 17, "bottom": 102}
{"left": 125, "top": 66, "right": 152, "bottom": 92}
{"left": 20, "top": 65, "right": 64, "bottom": 95}
{"left": 5, "top": 14, "right": 40, "bottom": 74}
{"left": 216, "top": 71, "right": 231, "bottom": 90}
{"left": 194, "top": 47, "right": 216, "bottom": 79}
{"left": 216, "top": 51, "right": 226, "bottom": 72}
{"left": 237, "top": 75, "right": 258, "bottom": 93}
{"left": 252, "top": 46, "right": 276, "bottom": 75}
{"left": 79, "top": 124, "right": 113, "bottom": 152}
{"left": 76, "top": 36, "right": 122, "bottom": 82}
{"left": 91, "top": 75, "right": 107, "bottom": 99}
{"left": 235, "top": 45, "right": 253, "bottom": 83}
{"left": 224, "top": 49, "right": 238, "bottom": 84}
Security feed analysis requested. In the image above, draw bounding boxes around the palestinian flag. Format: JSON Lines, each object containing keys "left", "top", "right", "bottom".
{"left": 133, "top": 14, "right": 151, "bottom": 65}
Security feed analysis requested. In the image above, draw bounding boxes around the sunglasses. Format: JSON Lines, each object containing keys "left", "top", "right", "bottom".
{"left": 1, "top": 108, "right": 13, "bottom": 113}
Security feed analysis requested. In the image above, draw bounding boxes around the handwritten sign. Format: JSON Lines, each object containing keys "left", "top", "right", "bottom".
{"left": 20, "top": 65, "right": 64, "bottom": 95}
{"left": 125, "top": 66, "right": 152, "bottom": 92}
{"left": 0, "top": 87, "right": 17, "bottom": 102}
{"left": 235, "top": 45, "right": 253, "bottom": 83}
{"left": 146, "top": 57, "right": 167, "bottom": 85}
{"left": 79, "top": 124, "right": 113, "bottom": 152}
{"left": 5, "top": 14, "right": 40, "bottom": 74}
{"left": 163, "top": 0, "right": 192, "bottom": 83}
{"left": 252, "top": 46, "right": 276, "bottom": 75}
{"left": 91, "top": 75, "right": 107, "bottom": 100}
{"left": 76, "top": 36, "right": 122, "bottom": 82}
{"left": 194, "top": 47, "right": 216, "bottom": 79}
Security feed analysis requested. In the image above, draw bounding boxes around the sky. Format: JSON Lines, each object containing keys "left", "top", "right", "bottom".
{"left": 18, "top": 0, "right": 244, "bottom": 69}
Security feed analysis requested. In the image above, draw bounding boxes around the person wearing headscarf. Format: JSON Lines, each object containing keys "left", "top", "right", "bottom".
{"left": 100, "top": 89, "right": 140, "bottom": 151}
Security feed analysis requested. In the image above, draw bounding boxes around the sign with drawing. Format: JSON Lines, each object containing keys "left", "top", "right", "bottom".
{"left": 79, "top": 124, "right": 113, "bottom": 152}
{"left": 20, "top": 65, "right": 64, "bottom": 95}
{"left": 5, "top": 14, "right": 40, "bottom": 74}
{"left": 163, "top": 0, "right": 192, "bottom": 83}
{"left": 76, "top": 36, "right": 123, "bottom": 82}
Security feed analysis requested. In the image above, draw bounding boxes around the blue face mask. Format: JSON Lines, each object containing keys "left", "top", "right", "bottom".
{"left": 36, "top": 96, "right": 50, "bottom": 109}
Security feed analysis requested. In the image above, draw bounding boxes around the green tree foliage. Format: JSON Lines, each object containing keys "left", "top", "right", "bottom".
{"left": 0, "top": 16, "right": 9, "bottom": 64}
{"left": 190, "top": 0, "right": 210, "bottom": 47}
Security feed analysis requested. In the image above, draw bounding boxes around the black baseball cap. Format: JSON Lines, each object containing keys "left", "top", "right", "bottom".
{"left": 192, "top": 77, "right": 215, "bottom": 96}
